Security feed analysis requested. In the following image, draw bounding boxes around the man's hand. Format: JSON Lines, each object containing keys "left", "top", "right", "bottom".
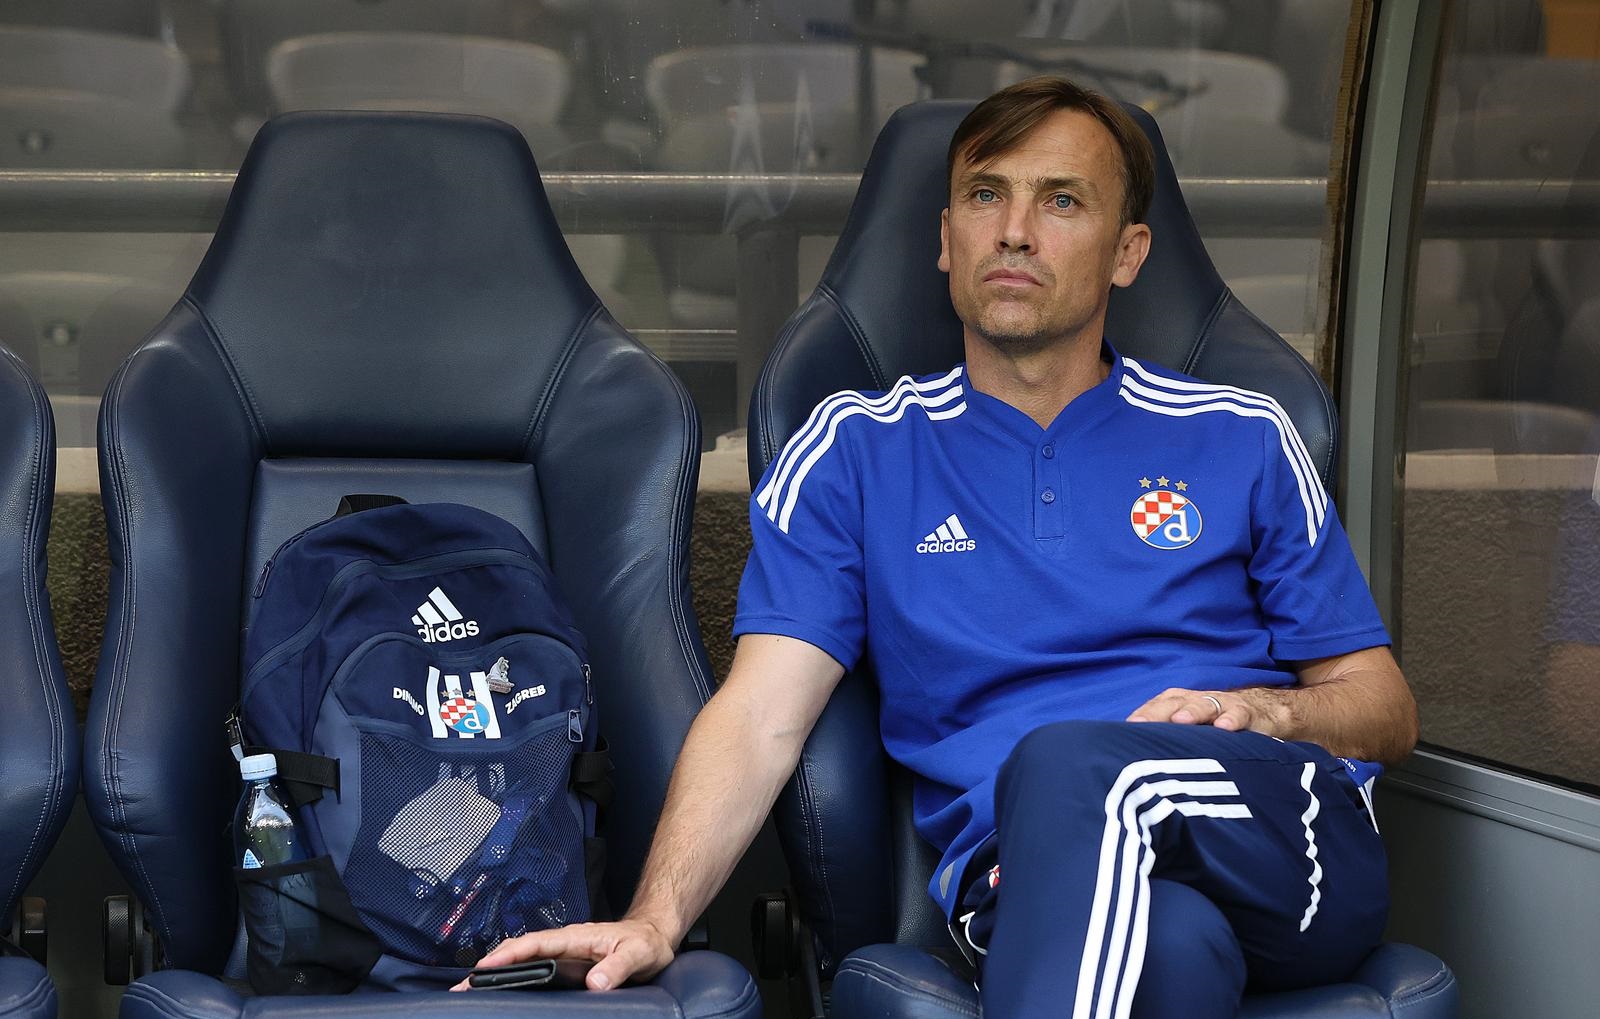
{"left": 450, "top": 917, "right": 676, "bottom": 992}
{"left": 1127, "top": 686, "right": 1284, "bottom": 735}
{"left": 451, "top": 634, "right": 847, "bottom": 995}
{"left": 1124, "top": 647, "right": 1418, "bottom": 764}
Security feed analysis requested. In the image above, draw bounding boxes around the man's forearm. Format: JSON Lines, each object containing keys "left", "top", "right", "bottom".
{"left": 1129, "top": 647, "right": 1419, "bottom": 764}
{"left": 1235, "top": 658, "right": 1419, "bottom": 764}
{"left": 622, "top": 677, "right": 809, "bottom": 944}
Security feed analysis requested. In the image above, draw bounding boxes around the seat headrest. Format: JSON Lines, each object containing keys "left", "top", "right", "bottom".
{"left": 183, "top": 111, "right": 600, "bottom": 456}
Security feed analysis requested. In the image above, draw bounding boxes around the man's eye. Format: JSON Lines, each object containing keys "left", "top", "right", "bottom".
{"left": 1052, "top": 194, "right": 1075, "bottom": 209}
{"left": 975, "top": 188, "right": 997, "bottom": 202}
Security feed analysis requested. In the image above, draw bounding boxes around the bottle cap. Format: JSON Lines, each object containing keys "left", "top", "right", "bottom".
{"left": 239, "top": 753, "right": 278, "bottom": 781}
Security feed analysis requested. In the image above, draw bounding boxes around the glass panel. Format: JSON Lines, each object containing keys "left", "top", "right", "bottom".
{"left": 1400, "top": 1, "right": 1600, "bottom": 788}
{"left": 1, "top": 0, "right": 1357, "bottom": 451}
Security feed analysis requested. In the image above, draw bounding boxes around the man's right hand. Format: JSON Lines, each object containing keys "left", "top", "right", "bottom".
{"left": 450, "top": 917, "right": 677, "bottom": 992}
{"left": 449, "top": 635, "right": 844, "bottom": 995}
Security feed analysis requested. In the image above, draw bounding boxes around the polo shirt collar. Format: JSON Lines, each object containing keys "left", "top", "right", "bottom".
{"left": 961, "top": 340, "right": 1126, "bottom": 445}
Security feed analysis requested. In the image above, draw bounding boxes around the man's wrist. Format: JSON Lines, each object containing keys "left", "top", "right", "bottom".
{"left": 1232, "top": 685, "right": 1293, "bottom": 739}
{"left": 620, "top": 905, "right": 686, "bottom": 948}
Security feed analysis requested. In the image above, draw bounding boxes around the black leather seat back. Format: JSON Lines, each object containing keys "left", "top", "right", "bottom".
{"left": 184, "top": 113, "right": 599, "bottom": 460}
{"left": 748, "top": 100, "right": 1338, "bottom": 970}
{"left": 0, "top": 344, "right": 75, "bottom": 928}
{"left": 86, "top": 112, "right": 712, "bottom": 971}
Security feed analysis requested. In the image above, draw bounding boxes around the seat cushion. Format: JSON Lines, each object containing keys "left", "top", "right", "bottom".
{"left": 119, "top": 952, "right": 759, "bottom": 1019}
{"left": 831, "top": 942, "right": 1457, "bottom": 1019}
{"left": 0, "top": 957, "right": 55, "bottom": 1019}
{"left": 831, "top": 946, "right": 977, "bottom": 1019}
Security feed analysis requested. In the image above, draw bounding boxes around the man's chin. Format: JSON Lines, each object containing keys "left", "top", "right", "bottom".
{"left": 972, "top": 318, "right": 1054, "bottom": 354}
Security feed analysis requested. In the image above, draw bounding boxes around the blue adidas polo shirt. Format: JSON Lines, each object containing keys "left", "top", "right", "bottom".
{"left": 734, "top": 346, "right": 1391, "bottom": 917}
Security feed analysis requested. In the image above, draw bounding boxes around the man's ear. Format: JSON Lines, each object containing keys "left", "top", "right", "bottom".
{"left": 1111, "top": 222, "right": 1152, "bottom": 289}
{"left": 937, "top": 207, "right": 951, "bottom": 274}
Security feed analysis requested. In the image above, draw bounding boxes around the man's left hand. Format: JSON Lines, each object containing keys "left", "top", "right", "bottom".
{"left": 1127, "top": 687, "right": 1279, "bottom": 735}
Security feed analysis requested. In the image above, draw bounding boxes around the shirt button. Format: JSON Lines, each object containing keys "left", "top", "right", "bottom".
{"left": 1041, "top": 488, "right": 1056, "bottom": 504}
{"left": 1041, "top": 443, "right": 1055, "bottom": 459}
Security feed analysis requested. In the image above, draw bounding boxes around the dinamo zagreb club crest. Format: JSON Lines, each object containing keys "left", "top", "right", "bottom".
{"left": 439, "top": 694, "right": 491, "bottom": 735}
{"left": 1130, "top": 489, "right": 1202, "bottom": 549}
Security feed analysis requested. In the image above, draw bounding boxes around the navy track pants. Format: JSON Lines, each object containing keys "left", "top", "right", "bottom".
{"left": 959, "top": 720, "right": 1389, "bottom": 1019}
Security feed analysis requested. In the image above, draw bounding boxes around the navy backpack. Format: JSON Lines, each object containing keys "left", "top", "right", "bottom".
{"left": 234, "top": 497, "right": 609, "bottom": 992}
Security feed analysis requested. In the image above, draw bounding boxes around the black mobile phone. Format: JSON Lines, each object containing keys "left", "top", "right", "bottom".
{"left": 466, "top": 957, "right": 595, "bottom": 991}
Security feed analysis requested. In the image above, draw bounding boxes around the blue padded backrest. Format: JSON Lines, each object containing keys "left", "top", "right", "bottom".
{"left": 747, "top": 100, "right": 1339, "bottom": 970}
{"left": 0, "top": 344, "right": 75, "bottom": 923}
{"left": 87, "top": 112, "right": 713, "bottom": 971}
{"left": 186, "top": 112, "right": 598, "bottom": 458}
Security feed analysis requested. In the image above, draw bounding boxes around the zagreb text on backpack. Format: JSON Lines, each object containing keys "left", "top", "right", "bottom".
{"left": 231, "top": 497, "right": 610, "bottom": 993}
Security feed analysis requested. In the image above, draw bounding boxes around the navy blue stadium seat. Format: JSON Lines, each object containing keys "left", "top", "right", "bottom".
{"left": 81, "top": 111, "right": 758, "bottom": 1019}
{"left": 747, "top": 100, "right": 1459, "bottom": 1019}
{"left": 0, "top": 343, "right": 75, "bottom": 1019}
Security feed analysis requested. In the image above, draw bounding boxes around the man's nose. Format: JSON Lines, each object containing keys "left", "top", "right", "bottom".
{"left": 997, "top": 203, "right": 1034, "bottom": 253}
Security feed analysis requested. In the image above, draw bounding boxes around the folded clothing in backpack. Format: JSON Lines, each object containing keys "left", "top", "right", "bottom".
{"left": 236, "top": 499, "right": 607, "bottom": 991}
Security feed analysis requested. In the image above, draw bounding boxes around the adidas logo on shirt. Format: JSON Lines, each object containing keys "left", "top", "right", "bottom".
{"left": 412, "top": 586, "right": 480, "bottom": 643}
{"left": 916, "top": 514, "right": 977, "bottom": 554}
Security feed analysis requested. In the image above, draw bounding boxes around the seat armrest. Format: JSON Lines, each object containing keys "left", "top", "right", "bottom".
{"left": 1346, "top": 943, "right": 1459, "bottom": 1018}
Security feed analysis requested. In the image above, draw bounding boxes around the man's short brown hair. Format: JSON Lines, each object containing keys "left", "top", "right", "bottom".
{"left": 947, "top": 76, "right": 1156, "bottom": 228}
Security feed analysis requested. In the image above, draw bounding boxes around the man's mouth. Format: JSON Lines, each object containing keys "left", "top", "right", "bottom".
{"left": 982, "top": 268, "right": 1041, "bottom": 286}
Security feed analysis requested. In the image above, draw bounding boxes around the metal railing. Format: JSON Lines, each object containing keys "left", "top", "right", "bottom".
{"left": 5, "top": 170, "right": 1594, "bottom": 234}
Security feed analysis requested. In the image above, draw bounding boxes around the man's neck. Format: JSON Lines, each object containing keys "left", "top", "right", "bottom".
{"left": 963, "top": 331, "right": 1111, "bottom": 429}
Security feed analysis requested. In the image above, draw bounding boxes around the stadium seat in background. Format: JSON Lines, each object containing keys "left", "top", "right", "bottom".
{"left": 0, "top": 273, "right": 176, "bottom": 432}
{"left": 216, "top": 0, "right": 549, "bottom": 131}
{"left": 0, "top": 343, "right": 76, "bottom": 1019}
{"left": 895, "top": 0, "right": 1231, "bottom": 49}
{"left": 81, "top": 110, "right": 758, "bottom": 1018}
{"left": 995, "top": 47, "right": 1324, "bottom": 175}
{"left": 746, "top": 99, "right": 1459, "bottom": 1019}
{"left": 645, "top": 43, "right": 924, "bottom": 330}
{"left": 646, "top": 43, "right": 923, "bottom": 127}
{"left": 266, "top": 32, "right": 574, "bottom": 161}
{"left": 584, "top": 0, "right": 857, "bottom": 126}
{"left": 868, "top": 0, "right": 1055, "bottom": 39}
{"left": 0, "top": 26, "right": 191, "bottom": 168}
{"left": 1062, "top": 0, "right": 1232, "bottom": 48}
{"left": 0, "top": 0, "right": 164, "bottom": 38}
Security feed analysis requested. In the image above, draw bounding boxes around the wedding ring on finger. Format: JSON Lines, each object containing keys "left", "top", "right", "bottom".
{"left": 1202, "top": 694, "right": 1224, "bottom": 717}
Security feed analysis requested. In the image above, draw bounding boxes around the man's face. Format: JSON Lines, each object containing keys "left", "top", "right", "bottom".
{"left": 939, "top": 108, "right": 1150, "bottom": 356}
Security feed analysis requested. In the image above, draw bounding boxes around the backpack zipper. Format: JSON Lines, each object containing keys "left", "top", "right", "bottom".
{"left": 252, "top": 523, "right": 322, "bottom": 598}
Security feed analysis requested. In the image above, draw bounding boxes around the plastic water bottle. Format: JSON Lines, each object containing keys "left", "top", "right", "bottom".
{"left": 234, "top": 753, "right": 310, "bottom": 869}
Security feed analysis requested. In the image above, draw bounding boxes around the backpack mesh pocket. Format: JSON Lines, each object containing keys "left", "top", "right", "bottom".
{"left": 341, "top": 719, "right": 589, "bottom": 967}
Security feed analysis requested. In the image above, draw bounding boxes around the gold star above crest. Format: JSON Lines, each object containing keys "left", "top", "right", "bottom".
{"left": 1138, "top": 476, "right": 1152, "bottom": 489}
{"left": 1156, "top": 476, "right": 1170, "bottom": 487}
{"left": 1175, "top": 480, "right": 1188, "bottom": 492}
